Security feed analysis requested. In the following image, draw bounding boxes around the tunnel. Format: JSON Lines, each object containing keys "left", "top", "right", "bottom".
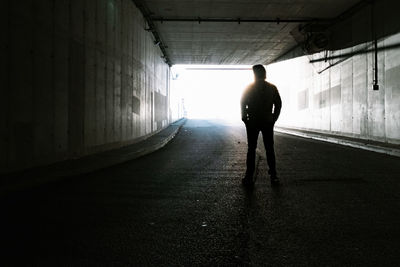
{"left": 1, "top": 0, "right": 400, "bottom": 265}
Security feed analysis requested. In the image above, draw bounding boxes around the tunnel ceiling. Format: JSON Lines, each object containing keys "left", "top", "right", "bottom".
{"left": 136, "top": 0, "right": 362, "bottom": 65}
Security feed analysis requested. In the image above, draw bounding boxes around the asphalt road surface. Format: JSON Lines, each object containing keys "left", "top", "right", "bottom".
{"left": 1, "top": 119, "right": 400, "bottom": 266}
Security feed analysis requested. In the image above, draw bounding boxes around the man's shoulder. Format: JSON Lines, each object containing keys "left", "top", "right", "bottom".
{"left": 265, "top": 81, "right": 278, "bottom": 90}
{"left": 246, "top": 82, "right": 255, "bottom": 89}
{"left": 243, "top": 82, "right": 255, "bottom": 93}
{"left": 241, "top": 83, "right": 254, "bottom": 100}
{"left": 265, "top": 82, "right": 280, "bottom": 96}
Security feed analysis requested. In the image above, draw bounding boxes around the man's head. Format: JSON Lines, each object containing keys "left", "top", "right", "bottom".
{"left": 252, "top": 64, "right": 266, "bottom": 80}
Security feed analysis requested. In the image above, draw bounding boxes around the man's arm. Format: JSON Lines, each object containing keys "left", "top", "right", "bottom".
{"left": 240, "top": 88, "right": 249, "bottom": 122}
{"left": 272, "top": 87, "right": 282, "bottom": 123}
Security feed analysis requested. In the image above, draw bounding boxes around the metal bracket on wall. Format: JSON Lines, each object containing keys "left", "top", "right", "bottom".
{"left": 373, "top": 38, "right": 379, "bottom": 90}
{"left": 371, "top": 0, "right": 379, "bottom": 90}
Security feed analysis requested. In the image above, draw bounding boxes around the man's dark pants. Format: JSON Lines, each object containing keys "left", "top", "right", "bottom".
{"left": 245, "top": 121, "right": 277, "bottom": 178}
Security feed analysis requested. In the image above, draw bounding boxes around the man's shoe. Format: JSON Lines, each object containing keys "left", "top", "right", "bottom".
{"left": 242, "top": 179, "right": 254, "bottom": 187}
{"left": 270, "top": 176, "right": 280, "bottom": 186}
{"left": 242, "top": 176, "right": 254, "bottom": 187}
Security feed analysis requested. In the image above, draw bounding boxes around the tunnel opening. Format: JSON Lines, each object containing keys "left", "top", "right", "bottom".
{"left": 171, "top": 65, "right": 253, "bottom": 123}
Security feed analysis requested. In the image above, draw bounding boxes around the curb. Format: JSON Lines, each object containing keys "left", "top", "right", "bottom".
{"left": 0, "top": 118, "right": 187, "bottom": 194}
{"left": 60, "top": 118, "right": 187, "bottom": 177}
{"left": 276, "top": 127, "right": 400, "bottom": 157}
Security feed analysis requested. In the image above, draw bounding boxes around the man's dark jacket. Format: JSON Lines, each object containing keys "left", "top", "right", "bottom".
{"left": 241, "top": 80, "right": 282, "bottom": 124}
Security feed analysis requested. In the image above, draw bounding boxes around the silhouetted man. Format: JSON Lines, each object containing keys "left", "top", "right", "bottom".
{"left": 241, "top": 64, "right": 282, "bottom": 186}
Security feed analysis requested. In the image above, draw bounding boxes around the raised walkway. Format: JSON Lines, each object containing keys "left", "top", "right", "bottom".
{"left": 276, "top": 126, "right": 400, "bottom": 157}
{"left": 0, "top": 119, "right": 186, "bottom": 194}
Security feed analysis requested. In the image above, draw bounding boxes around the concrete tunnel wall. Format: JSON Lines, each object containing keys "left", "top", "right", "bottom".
{"left": 268, "top": 32, "right": 400, "bottom": 145}
{"left": 0, "top": 0, "right": 172, "bottom": 173}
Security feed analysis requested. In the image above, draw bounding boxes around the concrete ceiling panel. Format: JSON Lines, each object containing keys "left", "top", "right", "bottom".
{"left": 139, "top": 0, "right": 361, "bottom": 64}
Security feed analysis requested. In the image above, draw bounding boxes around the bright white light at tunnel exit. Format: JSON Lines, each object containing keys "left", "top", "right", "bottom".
{"left": 171, "top": 65, "right": 254, "bottom": 123}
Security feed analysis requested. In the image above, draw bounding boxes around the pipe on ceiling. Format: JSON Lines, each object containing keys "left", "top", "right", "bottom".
{"left": 152, "top": 17, "right": 329, "bottom": 24}
{"left": 131, "top": 0, "right": 172, "bottom": 66}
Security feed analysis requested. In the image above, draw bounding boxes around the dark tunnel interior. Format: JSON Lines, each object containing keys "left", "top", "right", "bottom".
{"left": 1, "top": 0, "right": 400, "bottom": 265}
